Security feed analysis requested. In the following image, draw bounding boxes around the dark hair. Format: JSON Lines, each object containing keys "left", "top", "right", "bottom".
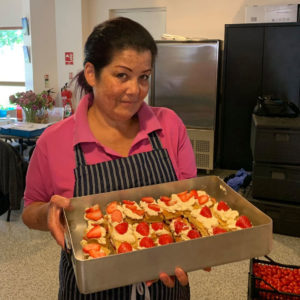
{"left": 75, "top": 17, "right": 157, "bottom": 95}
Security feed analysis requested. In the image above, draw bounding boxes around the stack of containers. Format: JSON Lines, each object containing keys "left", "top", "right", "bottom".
{"left": 250, "top": 114, "right": 300, "bottom": 236}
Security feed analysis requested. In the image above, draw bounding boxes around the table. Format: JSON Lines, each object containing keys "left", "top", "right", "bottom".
{"left": 0, "top": 122, "right": 50, "bottom": 156}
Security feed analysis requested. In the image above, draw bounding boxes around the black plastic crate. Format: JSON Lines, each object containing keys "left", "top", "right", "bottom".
{"left": 249, "top": 198, "right": 300, "bottom": 237}
{"left": 248, "top": 256, "right": 300, "bottom": 299}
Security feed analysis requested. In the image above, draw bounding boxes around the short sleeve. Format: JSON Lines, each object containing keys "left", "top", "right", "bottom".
{"left": 24, "top": 142, "right": 54, "bottom": 207}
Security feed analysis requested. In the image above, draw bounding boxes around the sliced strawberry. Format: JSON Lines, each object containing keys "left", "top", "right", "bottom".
{"left": 86, "top": 224, "right": 102, "bottom": 239}
{"left": 140, "top": 236, "right": 155, "bottom": 248}
{"left": 136, "top": 222, "right": 150, "bottom": 236}
{"left": 85, "top": 204, "right": 100, "bottom": 213}
{"left": 158, "top": 234, "right": 173, "bottom": 245}
{"left": 236, "top": 216, "right": 252, "bottom": 228}
{"left": 122, "top": 200, "right": 135, "bottom": 205}
{"left": 198, "top": 194, "right": 209, "bottom": 205}
{"left": 85, "top": 210, "right": 103, "bottom": 221}
{"left": 131, "top": 207, "right": 145, "bottom": 216}
{"left": 82, "top": 243, "right": 101, "bottom": 254}
{"left": 177, "top": 191, "right": 188, "bottom": 197}
{"left": 217, "top": 201, "right": 230, "bottom": 211}
{"left": 213, "top": 226, "right": 227, "bottom": 235}
{"left": 160, "top": 196, "right": 171, "bottom": 203}
{"left": 106, "top": 201, "right": 117, "bottom": 214}
{"left": 190, "top": 189, "right": 198, "bottom": 198}
{"left": 178, "top": 191, "right": 193, "bottom": 202}
{"left": 151, "top": 222, "right": 164, "bottom": 231}
{"left": 118, "top": 242, "right": 132, "bottom": 253}
{"left": 174, "top": 220, "right": 185, "bottom": 234}
{"left": 125, "top": 204, "right": 136, "bottom": 210}
{"left": 148, "top": 203, "right": 160, "bottom": 212}
{"left": 200, "top": 206, "right": 212, "bottom": 218}
{"left": 111, "top": 209, "right": 123, "bottom": 223}
{"left": 89, "top": 249, "right": 106, "bottom": 258}
{"left": 187, "top": 229, "right": 201, "bottom": 239}
{"left": 141, "top": 197, "right": 155, "bottom": 203}
{"left": 115, "top": 222, "right": 129, "bottom": 234}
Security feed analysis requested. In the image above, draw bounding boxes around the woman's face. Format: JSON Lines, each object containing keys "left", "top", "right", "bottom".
{"left": 86, "top": 48, "right": 152, "bottom": 122}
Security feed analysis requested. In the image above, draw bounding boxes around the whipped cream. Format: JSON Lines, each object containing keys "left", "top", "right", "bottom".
{"left": 111, "top": 224, "right": 136, "bottom": 244}
{"left": 227, "top": 218, "right": 241, "bottom": 230}
{"left": 213, "top": 203, "right": 239, "bottom": 222}
{"left": 140, "top": 201, "right": 161, "bottom": 216}
{"left": 151, "top": 225, "right": 170, "bottom": 236}
{"left": 191, "top": 209, "right": 219, "bottom": 235}
{"left": 122, "top": 204, "right": 144, "bottom": 220}
{"left": 157, "top": 199, "right": 181, "bottom": 213}
{"left": 197, "top": 190, "right": 207, "bottom": 197}
{"left": 172, "top": 193, "right": 197, "bottom": 211}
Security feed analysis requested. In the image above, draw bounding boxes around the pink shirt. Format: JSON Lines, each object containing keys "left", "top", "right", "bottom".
{"left": 24, "top": 94, "right": 197, "bottom": 207}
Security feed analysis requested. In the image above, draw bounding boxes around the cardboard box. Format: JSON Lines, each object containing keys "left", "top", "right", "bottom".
{"left": 64, "top": 176, "right": 272, "bottom": 294}
{"left": 245, "top": 4, "right": 300, "bottom": 23}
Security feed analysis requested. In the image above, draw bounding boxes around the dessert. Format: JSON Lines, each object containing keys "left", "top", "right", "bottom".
{"left": 133, "top": 221, "right": 156, "bottom": 240}
{"left": 121, "top": 200, "right": 145, "bottom": 224}
{"left": 150, "top": 221, "right": 172, "bottom": 238}
{"left": 175, "top": 191, "right": 198, "bottom": 217}
{"left": 80, "top": 240, "right": 111, "bottom": 258}
{"left": 140, "top": 197, "right": 164, "bottom": 222}
{"left": 105, "top": 201, "right": 125, "bottom": 225}
{"left": 212, "top": 201, "right": 239, "bottom": 228}
{"left": 108, "top": 221, "right": 137, "bottom": 252}
{"left": 84, "top": 204, "right": 105, "bottom": 225}
{"left": 187, "top": 205, "right": 221, "bottom": 236}
{"left": 169, "top": 217, "right": 201, "bottom": 242}
{"left": 157, "top": 195, "right": 182, "bottom": 222}
{"left": 194, "top": 190, "right": 216, "bottom": 209}
{"left": 81, "top": 192, "right": 253, "bottom": 259}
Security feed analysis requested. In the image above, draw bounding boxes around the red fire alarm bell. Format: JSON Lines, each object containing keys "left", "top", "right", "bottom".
{"left": 65, "top": 52, "right": 74, "bottom": 65}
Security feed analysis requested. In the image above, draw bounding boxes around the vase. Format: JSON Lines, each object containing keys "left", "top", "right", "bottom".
{"left": 23, "top": 108, "right": 48, "bottom": 123}
{"left": 23, "top": 108, "right": 37, "bottom": 123}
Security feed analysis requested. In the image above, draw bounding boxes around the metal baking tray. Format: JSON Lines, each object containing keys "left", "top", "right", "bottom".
{"left": 63, "top": 176, "right": 273, "bottom": 294}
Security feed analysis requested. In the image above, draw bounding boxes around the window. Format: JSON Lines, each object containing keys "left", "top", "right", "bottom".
{"left": 0, "top": 28, "right": 25, "bottom": 107}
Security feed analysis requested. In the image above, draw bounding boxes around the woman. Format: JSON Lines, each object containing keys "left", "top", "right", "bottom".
{"left": 22, "top": 17, "right": 197, "bottom": 299}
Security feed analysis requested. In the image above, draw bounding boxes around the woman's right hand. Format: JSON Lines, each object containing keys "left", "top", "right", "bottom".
{"left": 47, "top": 195, "right": 72, "bottom": 249}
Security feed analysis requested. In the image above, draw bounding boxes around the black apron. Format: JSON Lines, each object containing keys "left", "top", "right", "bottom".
{"left": 58, "top": 131, "right": 190, "bottom": 300}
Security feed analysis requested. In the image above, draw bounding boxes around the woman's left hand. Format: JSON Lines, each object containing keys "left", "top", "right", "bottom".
{"left": 160, "top": 267, "right": 189, "bottom": 287}
{"left": 146, "top": 267, "right": 188, "bottom": 288}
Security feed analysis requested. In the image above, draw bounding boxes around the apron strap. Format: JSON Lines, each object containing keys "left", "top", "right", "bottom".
{"left": 148, "top": 131, "right": 163, "bottom": 150}
{"left": 74, "top": 144, "right": 86, "bottom": 167}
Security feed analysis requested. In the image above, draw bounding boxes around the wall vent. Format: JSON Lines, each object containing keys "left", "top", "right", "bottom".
{"left": 187, "top": 129, "right": 214, "bottom": 170}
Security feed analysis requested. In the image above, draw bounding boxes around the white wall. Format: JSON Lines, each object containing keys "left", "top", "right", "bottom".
{"left": 0, "top": 0, "right": 23, "bottom": 27}
{"left": 85, "top": 0, "right": 300, "bottom": 41}
{"left": 22, "top": 0, "right": 58, "bottom": 94}
{"left": 2, "top": 0, "right": 300, "bottom": 105}
{"left": 54, "top": 0, "right": 84, "bottom": 104}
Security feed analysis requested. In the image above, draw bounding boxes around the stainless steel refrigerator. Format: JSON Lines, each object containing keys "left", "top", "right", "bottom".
{"left": 149, "top": 40, "right": 221, "bottom": 170}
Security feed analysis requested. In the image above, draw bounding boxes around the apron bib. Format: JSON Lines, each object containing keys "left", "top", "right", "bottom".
{"left": 58, "top": 131, "right": 190, "bottom": 300}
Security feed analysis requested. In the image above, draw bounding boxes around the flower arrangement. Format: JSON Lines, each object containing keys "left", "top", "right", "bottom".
{"left": 9, "top": 90, "right": 55, "bottom": 123}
